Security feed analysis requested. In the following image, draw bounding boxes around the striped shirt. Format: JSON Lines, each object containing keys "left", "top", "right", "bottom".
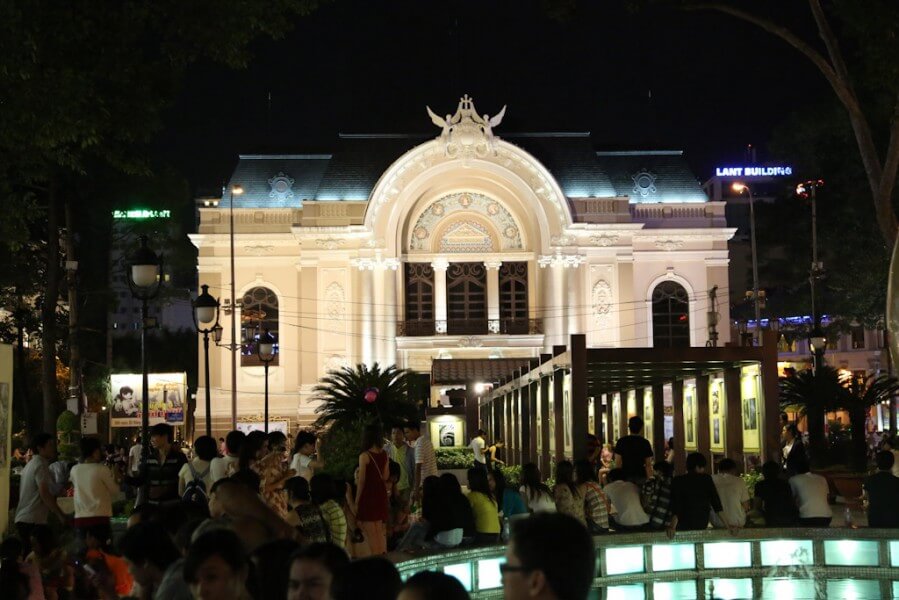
{"left": 643, "top": 476, "right": 674, "bottom": 529}
{"left": 582, "top": 481, "right": 609, "bottom": 529}
{"left": 318, "top": 499, "right": 347, "bottom": 549}
{"left": 414, "top": 433, "right": 438, "bottom": 482}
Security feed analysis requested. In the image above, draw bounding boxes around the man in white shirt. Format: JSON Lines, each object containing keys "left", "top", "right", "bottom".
{"left": 289, "top": 430, "right": 323, "bottom": 481}
{"left": 789, "top": 462, "right": 833, "bottom": 526}
{"left": 470, "top": 429, "right": 487, "bottom": 471}
{"left": 604, "top": 468, "right": 650, "bottom": 530}
{"left": 404, "top": 420, "right": 437, "bottom": 501}
{"left": 15, "top": 433, "right": 68, "bottom": 551}
{"left": 210, "top": 430, "right": 245, "bottom": 483}
{"left": 710, "top": 458, "right": 750, "bottom": 528}
{"left": 128, "top": 437, "right": 142, "bottom": 477}
{"left": 69, "top": 437, "right": 119, "bottom": 534}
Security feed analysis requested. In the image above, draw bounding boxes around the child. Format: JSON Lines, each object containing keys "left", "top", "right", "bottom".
{"left": 84, "top": 525, "right": 133, "bottom": 597}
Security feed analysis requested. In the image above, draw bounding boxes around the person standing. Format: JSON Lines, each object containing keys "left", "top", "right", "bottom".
{"left": 127, "top": 436, "right": 142, "bottom": 478}
{"left": 177, "top": 435, "right": 217, "bottom": 498}
{"left": 210, "top": 430, "right": 245, "bottom": 483}
{"left": 290, "top": 430, "right": 324, "bottom": 482}
{"left": 15, "top": 433, "right": 68, "bottom": 552}
{"left": 255, "top": 431, "right": 296, "bottom": 518}
{"left": 613, "top": 416, "right": 654, "bottom": 484}
{"left": 128, "top": 423, "right": 187, "bottom": 506}
{"left": 69, "top": 437, "right": 119, "bottom": 543}
{"left": 789, "top": 462, "right": 833, "bottom": 526}
{"left": 710, "top": 458, "right": 750, "bottom": 529}
{"left": 470, "top": 429, "right": 488, "bottom": 471}
{"left": 355, "top": 424, "right": 390, "bottom": 555}
{"left": 782, "top": 424, "right": 809, "bottom": 477}
{"left": 486, "top": 439, "right": 506, "bottom": 472}
{"left": 385, "top": 427, "right": 414, "bottom": 508}
{"left": 864, "top": 450, "right": 899, "bottom": 527}
{"left": 404, "top": 421, "right": 437, "bottom": 502}
{"left": 667, "top": 452, "right": 730, "bottom": 536}
{"left": 643, "top": 460, "right": 675, "bottom": 531}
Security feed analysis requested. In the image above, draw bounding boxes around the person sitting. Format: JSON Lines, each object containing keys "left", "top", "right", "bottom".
{"left": 552, "top": 461, "right": 585, "bottom": 525}
{"left": 397, "top": 476, "right": 449, "bottom": 551}
{"left": 286, "top": 543, "right": 350, "bottom": 600}
{"left": 598, "top": 443, "right": 614, "bottom": 485}
{"left": 752, "top": 461, "right": 798, "bottom": 526}
{"left": 467, "top": 468, "right": 501, "bottom": 545}
{"left": 789, "top": 461, "right": 832, "bottom": 527}
{"left": 864, "top": 450, "right": 899, "bottom": 528}
{"left": 398, "top": 570, "right": 470, "bottom": 600}
{"left": 310, "top": 474, "right": 348, "bottom": 551}
{"left": 285, "top": 476, "right": 331, "bottom": 544}
{"left": 604, "top": 468, "right": 649, "bottom": 531}
{"left": 519, "top": 463, "right": 556, "bottom": 513}
{"left": 502, "top": 513, "right": 595, "bottom": 600}
{"left": 668, "top": 452, "right": 729, "bottom": 536}
{"left": 183, "top": 529, "right": 252, "bottom": 600}
{"left": 710, "top": 458, "right": 750, "bottom": 529}
{"left": 643, "top": 460, "right": 675, "bottom": 531}
{"left": 493, "top": 468, "right": 527, "bottom": 520}
{"left": 118, "top": 522, "right": 180, "bottom": 599}
{"left": 574, "top": 459, "right": 609, "bottom": 533}
{"left": 439, "top": 473, "right": 476, "bottom": 540}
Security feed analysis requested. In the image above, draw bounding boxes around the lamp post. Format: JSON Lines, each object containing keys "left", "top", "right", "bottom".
{"left": 809, "top": 326, "right": 827, "bottom": 374}
{"left": 257, "top": 329, "right": 276, "bottom": 433}
{"left": 126, "top": 235, "right": 163, "bottom": 498}
{"left": 732, "top": 182, "right": 761, "bottom": 345}
{"left": 796, "top": 180, "right": 825, "bottom": 325}
{"left": 192, "top": 284, "right": 220, "bottom": 436}
{"left": 228, "top": 184, "right": 243, "bottom": 431}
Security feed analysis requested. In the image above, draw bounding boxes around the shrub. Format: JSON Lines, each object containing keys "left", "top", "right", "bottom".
{"left": 319, "top": 421, "right": 366, "bottom": 481}
{"left": 498, "top": 465, "right": 522, "bottom": 487}
{"left": 435, "top": 447, "right": 474, "bottom": 470}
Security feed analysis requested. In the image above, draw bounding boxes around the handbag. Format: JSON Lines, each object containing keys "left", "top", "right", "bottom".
{"left": 351, "top": 527, "right": 365, "bottom": 543}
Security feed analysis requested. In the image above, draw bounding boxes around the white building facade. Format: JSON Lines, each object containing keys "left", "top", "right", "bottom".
{"left": 190, "top": 96, "right": 735, "bottom": 433}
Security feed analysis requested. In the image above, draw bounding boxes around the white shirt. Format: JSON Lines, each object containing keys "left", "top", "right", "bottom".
{"left": 604, "top": 480, "right": 649, "bottom": 526}
{"left": 414, "top": 432, "right": 438, "bottom": 481}
{"left": 69, "top": 462, "right": 118, "bottom": 519}
{"left": 209, "top": 455, "right": 239, "bottom": 483}
{"left": 789, "top": 472, "right": 833, "bottom": 519}
{"left": 783, "top": 440, "right": 794, "bottom": 461}
{"left": 710, "top": 473, "right": 750, "bottom": 528}
{"left": 290, "top": 452, "right": 313, "bottom": 481}
{"left": 178, "top": 458, "right": 213, "bottom": 495}
{"left": 470, "top": 436, "right": 487, "bottom": 464}
{"left": 15, "top": 455, "right": 51, "bottom": 524}
{"left": 128, "top": 444, "right": 142, "bottom": 475}
{"left": 519, "top": 486, "right": 556, "bottom": 513}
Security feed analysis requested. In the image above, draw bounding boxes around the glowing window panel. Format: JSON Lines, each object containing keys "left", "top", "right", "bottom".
{"left": 823, "top": 540, "right": 879, "bottom": 566}
{"left": 477, "top": 557, "right": 505, "bottom": 590}
{"left": 652, "top": 543, "right": 696, "bottom": 571}
{"left": 760, "top": 539, "right": 814, "bottom": 566}
{"left": 890, "top": 541, "right": 899, "bottom": 567}
{"left": 605, "top": 584, "right": 645, "bottom": 600}
{"left": 702, "top": 542, "right": 751, "bottom": 569}
{"left": 442, "top": 563, "right": 472, "bottom": 592}
{"left": 826, "top": 579, "right": 880, "bottom": 599}
{"left": 653, "top": 580, "right": 697, "bottom": 600}
{"left": 604, "top": 545, "right": 645, "bottom": 575}
{"left": 893, "top": 581, "right": 899, "bottom": 598}
{"left": 760, "top": 578, "right": 817, "bottom": 598}
{"left": 708, "top": 578, "right": 753, "bottom": 600}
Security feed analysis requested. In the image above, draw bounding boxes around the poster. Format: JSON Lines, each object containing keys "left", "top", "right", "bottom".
{"left": 563, "top": 373, "right": 572, "bottom": 453}
{"left": 428, "top": 417, "right": 464, "bottom": 448}
{"left": 588, "top": 397, "right": 595, "bottom": 439}
{"left": 236, "top": 420, "right": 289, "bottom": 436}
{"left": 109, "top": 372, "right": 186, "bottom": 427}
{"left": 709, "top": 377, "right": 725, "bottom": 452}
{"left": 741, "top": 365, "right": 761, "bottom": 451}
{"left": 643, "top": 389, "right": 653, "bottom": 450}
{"left": 547, "top": 382, "right": 555, "bottom": 453}
{"left": 683, "top": 380, "right": 697, "bottom": 449}
{"left": 612, "top": 392, "right": 621, "bottom": 442}
{"left": 536, "top": 385, "right": 542, "bottom": 453}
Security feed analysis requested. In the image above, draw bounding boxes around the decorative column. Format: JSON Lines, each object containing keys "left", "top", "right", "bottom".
{"left": 352, "top": 259, "right": 376, "bottom": 366}
{"left": 485, "top": 260, "right": 502, "bottom": 333}
{"left": 539, "top": 252, "right": 585, "bottom": 347}
{"left": 382, "top": 259, "right": 399, "bottom": 367}
{"left": 432, "top": 258, "right": 449, "bottom": 334}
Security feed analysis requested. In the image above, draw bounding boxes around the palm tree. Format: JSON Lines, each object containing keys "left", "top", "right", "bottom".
{"left": 780, "top": 366, "right": 850, "bottom": 467}
{"left": 847, "top": 374, "right": 899, "bottom": 471}
{"left": 313, "top": 362, "right": 419, "bottom": 430}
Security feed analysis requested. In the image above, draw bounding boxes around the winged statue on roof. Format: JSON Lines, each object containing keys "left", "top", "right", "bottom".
{"left": 426, "top": 95, "right": 506, "bottom": 158}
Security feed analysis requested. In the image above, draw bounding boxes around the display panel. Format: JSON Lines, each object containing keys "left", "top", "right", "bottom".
{"left": 605, "top": 545, "right": 645, "bottom": 575}
{"left": 703, "top": 542, "right": 751, "bottom": 568}
{"left": 653, "top": 580, "right": 697, "bottom": 600}
{"left": 683, "top": 380, "right": 697, "bottom": 450}
{"left": 443, "top": 563, "right": 472, "bottom": 591}
{"left": 823, "top": 540, "right": 879, "bottom": 566}
{"left": 643, "top": 389, "right": 653, "bottom": 451}
{"left": 708, "top": 376, "right": 725, "bottom": 452}
{"left": 708, "top": 578, "right": 753, "bottom": 600}
{"left": 651, "top": 543, "right": 695, "bottom": 571}
{"left": 740, "top": 365, "right": 761, "bottom": 451}
{"left": 477, "top": 557, "right": 504, "bottom": 590}
{"left": 759, "top": 539, "right": 814, "bottom": 566}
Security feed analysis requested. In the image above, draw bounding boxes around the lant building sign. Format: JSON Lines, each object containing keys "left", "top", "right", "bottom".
{"left": 112, "top": 209, "right": 171, "bottom": 220}
{"left": 714, "top": 166, "right": 793, "bottom": 177}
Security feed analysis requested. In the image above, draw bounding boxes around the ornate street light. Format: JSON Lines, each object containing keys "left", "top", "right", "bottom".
{"left": 257, "top": 329, "right": 276, "bottom": 433}
{"left": 732, "top": 182, "right": 761, "bottom": 345}
{"left": 192, "top": 284, "right": 220, "bottom": 436}
{"left": 809, "top": 326, "right": 827, "bottom": 374}
{"left": 126, "top": 235, "right": 163, "bottom": 498}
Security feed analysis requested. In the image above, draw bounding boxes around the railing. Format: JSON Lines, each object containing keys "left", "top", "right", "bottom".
{"left": 447, "top": 319, "right": 489, "bottom": 336}
{"left": 398, "top": 318, "right": 544, "bottom": 337}
{"left": 393, "top": 528, "right": 899, "bottom": 599}
{"left": 500, "top": 318, "right": 543, "bottom": 335}
{"left": 398, "top": 320, "right": 435, "bottom": 337}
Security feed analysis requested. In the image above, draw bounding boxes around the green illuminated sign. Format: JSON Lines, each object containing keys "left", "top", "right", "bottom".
{"left": 112, "top": 209, "right": 171, "bottom": 220}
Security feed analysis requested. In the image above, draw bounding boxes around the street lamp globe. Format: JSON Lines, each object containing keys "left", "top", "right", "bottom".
{"left": 809, "top": 327, "right": 827, "bottom": 354}
{"left": 213, "top": 323, "right": 224, "bottom": 344}
{"left": 194, "top": 284, "right": 219, "bottom": 326}
{"left": 258, "top": 329, "right": 276, "bottom": 362}
{"left": 129, "top": 235, "right": 161, "bottom": 288}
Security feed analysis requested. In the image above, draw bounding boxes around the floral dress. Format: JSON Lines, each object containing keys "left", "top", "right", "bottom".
{"left": 253, "top": 451, "right": 289, "bottom": 519}
{"left": 553, "top": 484, "right": 586, "bottom": 525}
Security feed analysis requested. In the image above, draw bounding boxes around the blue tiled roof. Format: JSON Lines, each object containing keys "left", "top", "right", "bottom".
{"left": 222, "top": 135, "right": 707, "bottom": 208}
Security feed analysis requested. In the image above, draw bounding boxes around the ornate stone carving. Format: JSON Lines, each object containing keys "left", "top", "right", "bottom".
{"left": 244, "top": 245, "right": 275, "bottom": 256}
{"left": 457, "top": 336, "right": 483, "bottom": 348}
{"left": 488, "top": 320, "right": 500, "bottom": 334}
{"left": 589, "top": 233, "right": 620, "bottom": 247}
{"left": 631, "top": 169, "right": 657, "bottom": 199}
{"left": 440, "top": 221, "right": 494, "bottom": 253}
{"left": 427, "top": 95, "right": 506, "bottom": 158}
{"left": 655, "top": 239, "right": 686, "bottom": 251}
{"left": 315, "top": 237, "right": 346, "bottom": 250}
{"left": 538, "top": 252, "right": 586, "bottom": 268}
{"left": 435, "top": 320, "right": 448, "bottom": 334}
{"left": 409, "top": 192, "right": 522, "bottom": 251}
{"left": 324, "top": 282, "right": 345, "bottom": 320}
{"left": 268, "top": 172, "right": 295, "bottom": 200}
{"left": 592, "top": 280, "right": 613, "bottom": 327}
{"left": 351, "top": 257, "right": 400, "bottom": 271}
{"left": 551, "top": 234, "right": 576, "bottom": 247}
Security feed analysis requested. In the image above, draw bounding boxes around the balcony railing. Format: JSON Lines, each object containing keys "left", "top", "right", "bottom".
{"left": 398, "top": 318, "right": 544, "bottom": 337}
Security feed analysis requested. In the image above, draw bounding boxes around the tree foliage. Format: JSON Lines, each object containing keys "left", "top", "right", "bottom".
{"left": 313, "top": 363, "right": 419, "bottom": 431}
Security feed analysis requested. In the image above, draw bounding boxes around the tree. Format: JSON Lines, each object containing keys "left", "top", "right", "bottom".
{"left": 683, "top": 0, "right": 899, "bottom": 246}
{"left": 846, "top": 374, "right": 899, "bottom": 471}
{"left": 0, "top": 1, "right": 320, "bottom": 430}
{"left": 313, "top": 363, "right": 418, "bottom": 431}
{"left": 780, "top": 366, "right": 849, "bottom": 468}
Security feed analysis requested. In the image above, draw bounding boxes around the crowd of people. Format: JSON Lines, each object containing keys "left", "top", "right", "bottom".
{"left": 4, "top": 412, "right": 899, "bottom": 600}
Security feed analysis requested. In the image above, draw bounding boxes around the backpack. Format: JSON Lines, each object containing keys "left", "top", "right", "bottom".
{"left": 182, "top": 462, "right": 210, "bottom": 505}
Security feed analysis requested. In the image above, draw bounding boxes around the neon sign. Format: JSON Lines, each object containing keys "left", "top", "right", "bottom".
{"left": 715, "top": 166, "right": 792, "bottom": 177}
{"left": 112, "top": 209, "right": 171, "bottom": 220}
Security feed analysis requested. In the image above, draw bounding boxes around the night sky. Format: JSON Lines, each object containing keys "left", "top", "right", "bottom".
{"left": 156, "top": 0, "right": 828, "bottom": 196}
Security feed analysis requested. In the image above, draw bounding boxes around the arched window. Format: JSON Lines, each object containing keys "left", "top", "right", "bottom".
{"left": 651, "top": 281, "right": 690, "bottom": 348}
{"left": 241, "top": 286, "right": 279, "bottom": 366}
{"left": 447, "top": 262, "right": 487, "bottom": 334}
{"left": 499, "top": 262, "right": 528, "bottom": 334}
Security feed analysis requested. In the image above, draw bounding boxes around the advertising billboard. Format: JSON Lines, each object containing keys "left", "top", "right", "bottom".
{"left": 109, "top": 372, "right": 186, "bottom": 428}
